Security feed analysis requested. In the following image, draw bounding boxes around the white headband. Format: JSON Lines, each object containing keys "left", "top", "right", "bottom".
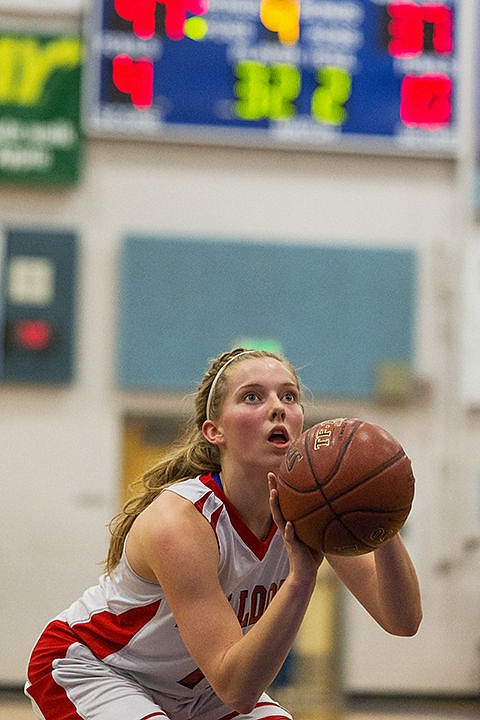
{"left": 205, "top": 351, "right": 257, "bottom": 420}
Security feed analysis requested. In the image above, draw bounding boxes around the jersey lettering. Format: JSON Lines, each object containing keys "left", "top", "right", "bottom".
{"left": 232, "top": 581, "right": 285, "bottom": 628}
{"left": 177, "top": 667, "right": 205, "bottom": 689}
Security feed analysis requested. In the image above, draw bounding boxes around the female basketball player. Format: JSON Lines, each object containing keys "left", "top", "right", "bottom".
{"left": 25, "top": 348, "right": 422, "bottom": 720}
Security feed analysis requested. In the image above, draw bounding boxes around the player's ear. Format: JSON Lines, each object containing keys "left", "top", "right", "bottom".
{"left": 202, "top": 419, "right": 224, "bottom": 446}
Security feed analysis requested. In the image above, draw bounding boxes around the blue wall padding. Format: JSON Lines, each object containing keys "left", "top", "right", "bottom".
{"left": 118, "top": 235, "right": 416, "bottom": 398}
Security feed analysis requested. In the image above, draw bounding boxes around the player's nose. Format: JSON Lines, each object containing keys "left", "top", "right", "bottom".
{"left": 270, "top": 401, "right": 286, "bottom": 421}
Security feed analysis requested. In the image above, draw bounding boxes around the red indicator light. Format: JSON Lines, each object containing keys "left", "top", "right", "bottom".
{"left": 14, "top": 320, "right": 53, "bottom": 351}
{"left": 400, "top": 73, "right": 452, "bottom": 128}
{"left": 387, "top": 3, "right": 453, "bottom": 58}
{"left": 112, "top": 54, "right": 154, "bottom": 109}
{"left": 114, "top": 0, "right": 209, "bottom": 41}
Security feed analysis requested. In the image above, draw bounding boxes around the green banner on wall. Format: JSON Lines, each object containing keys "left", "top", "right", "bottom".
{"left": 0, "top": 32, "right": 83, "bottom": 185}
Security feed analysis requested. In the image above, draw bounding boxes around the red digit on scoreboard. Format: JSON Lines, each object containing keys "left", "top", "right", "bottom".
{"left": 400, "top": 73, "right": 452, "bottom": 128}
{"left": 387, "top": 2, "right": 453, "bottom": 58}
{"left": 114, "top": 0, "right": 158, "bottom": 40}
{"left": 423, "top": 5, "right": 453, "bottom": 53}
{"left": 114, "top": 0, "right": 209, "bottom": 41}
{"left": 112, "top": 54, "right": 154, "bottom": 109}
{"left": 162, "top": 0, "right": 209, "bottom": 41}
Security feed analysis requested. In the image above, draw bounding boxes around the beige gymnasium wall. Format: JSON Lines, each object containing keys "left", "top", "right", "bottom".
{"left": 0, "top": 0, "right": 479, "bottom": 698}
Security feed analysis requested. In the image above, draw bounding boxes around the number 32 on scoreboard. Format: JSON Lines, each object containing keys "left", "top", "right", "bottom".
{"left": 233, "top": 62, "right": 351, "bottom": 126}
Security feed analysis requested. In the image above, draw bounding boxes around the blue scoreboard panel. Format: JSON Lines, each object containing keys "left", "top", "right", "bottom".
{"left": 86, "top": 0, "right": 458, "bottom": 156}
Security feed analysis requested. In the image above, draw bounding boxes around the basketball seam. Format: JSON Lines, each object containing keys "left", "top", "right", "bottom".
{"left": 303, "top": 421, "right": 408, "bottom": 551}
{"left": 330, "top": 451, "right": 409, "bottom": 503}
{"left": 303, "top": 419, "right": 360, "bottom": 496}
{"left": 278, "top": 419, "right": 359, "bottom": 494}
{"left": 303, "top": 420, "right": 363, "bottom": 549}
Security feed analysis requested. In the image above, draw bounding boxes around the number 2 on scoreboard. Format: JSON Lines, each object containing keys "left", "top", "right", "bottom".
{"left": 311, "top": 67, "right": 352, "bottom": 126}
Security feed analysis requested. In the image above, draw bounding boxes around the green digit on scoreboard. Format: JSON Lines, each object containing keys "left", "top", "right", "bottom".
{"left": 269, "top": 63, "right": 301, "bottom": 119}
{"left": 311, "top": 66, "right": 352, "bottom": 125}
{"left": 234, "top": 61, "right": 270, "bottom": 120}
{"left": 234, "top": 61, "right": 301, "bottom": 121}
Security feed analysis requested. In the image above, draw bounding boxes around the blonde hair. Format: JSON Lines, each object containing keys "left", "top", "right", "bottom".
{"left": 105, "top": 347, "right": 301, "bottom": 573}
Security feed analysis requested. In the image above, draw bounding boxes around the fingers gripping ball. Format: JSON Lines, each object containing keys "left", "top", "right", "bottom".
{"left": 277, "top": 418, "right": 415, "bottom": 556}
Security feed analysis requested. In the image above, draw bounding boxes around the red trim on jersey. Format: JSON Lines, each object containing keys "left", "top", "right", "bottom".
{"left": 193, "top": 490, "right": 221, "bottom": 552}
{"left": 194, "top": 491, "right": 211, "bottom": 514}
{"left": 200, "top": 474, "right": 277, "bottom": 560}
{"left": 193, "top": 487, "right": 222, "bottom": 535}
{"left": 210, "top": 504, "right": 223, "bottom": 533}
{"left": 69, "top": 600, "right": 162, "bottom": 659}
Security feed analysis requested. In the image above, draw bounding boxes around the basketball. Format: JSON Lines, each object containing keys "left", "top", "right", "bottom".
{"left": 277, "top": 418, "right": 415, "bottom": 556}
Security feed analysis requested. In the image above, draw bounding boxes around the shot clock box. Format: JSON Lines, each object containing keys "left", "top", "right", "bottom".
{"left": 85, "top": 0, "right": 458, "bottom": 156}
{"left": 0, "top": 229, "right": 77, "bottom": 384}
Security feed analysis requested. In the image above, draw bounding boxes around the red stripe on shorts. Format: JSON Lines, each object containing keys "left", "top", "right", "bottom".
{"left": 216, "top": 700, "right": 290, "bottom": 720}
{"left": 26, "top": 620, "right": 85, "bottom": 720}
{"left": 26, "top": 601, "right": 161, "bottom": 719}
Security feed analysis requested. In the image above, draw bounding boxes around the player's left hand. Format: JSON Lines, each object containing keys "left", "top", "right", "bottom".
{"left": 268, "top": 472, "right": 324, "bottom": 573}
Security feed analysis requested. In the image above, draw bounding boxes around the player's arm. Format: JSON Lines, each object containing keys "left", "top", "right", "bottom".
{"left": 326, "top": 534, "right": 422, "bottom": 636}
{"left": 129, "top": 490, "right": 317, "bottom": 714}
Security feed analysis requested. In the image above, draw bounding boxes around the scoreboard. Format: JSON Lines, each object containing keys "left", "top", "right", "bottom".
{"left": 85, "top": 0, "right": 458, "bottom": 155}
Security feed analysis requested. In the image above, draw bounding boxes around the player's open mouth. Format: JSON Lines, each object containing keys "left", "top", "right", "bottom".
{"left": 268, "top": 429, "right": 289, "bottom": 446}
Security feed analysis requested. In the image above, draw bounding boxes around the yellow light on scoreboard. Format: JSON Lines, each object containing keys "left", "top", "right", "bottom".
{"left": 260, "top": 0, "right": 300, "bottom": 46}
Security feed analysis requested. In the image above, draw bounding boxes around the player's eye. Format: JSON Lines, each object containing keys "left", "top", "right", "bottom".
{"left": 244, "top": 391, "right": 260, "bottom": 403}
{"left": 283, "top": 390, "right": 298, "bottom": 403}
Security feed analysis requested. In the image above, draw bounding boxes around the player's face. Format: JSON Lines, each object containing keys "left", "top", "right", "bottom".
{"left": 214, "top": 357, "right": 304, "bottom": 471}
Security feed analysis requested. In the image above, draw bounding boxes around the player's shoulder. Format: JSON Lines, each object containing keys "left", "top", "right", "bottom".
{"left": 130, "top": 484, "right": 220, "bottom": 582}
{"left": 137, "top": 482, "right": 216, "bottom": 547}
{"left": 143, "top": 485, "right": 198, "bottom": 527}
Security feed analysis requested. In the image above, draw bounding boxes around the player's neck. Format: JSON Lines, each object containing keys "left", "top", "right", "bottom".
{"left": 220, "top": 465, "right": 272, "bottom": 540}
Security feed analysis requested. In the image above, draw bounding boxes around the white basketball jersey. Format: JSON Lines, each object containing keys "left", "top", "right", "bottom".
{"left": 44, "top": 474, "right": 289, "bottom": 711}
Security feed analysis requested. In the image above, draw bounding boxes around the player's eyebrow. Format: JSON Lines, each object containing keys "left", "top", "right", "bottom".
{"left": 236, "top": 381, "right": 298, "bottom": 393}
